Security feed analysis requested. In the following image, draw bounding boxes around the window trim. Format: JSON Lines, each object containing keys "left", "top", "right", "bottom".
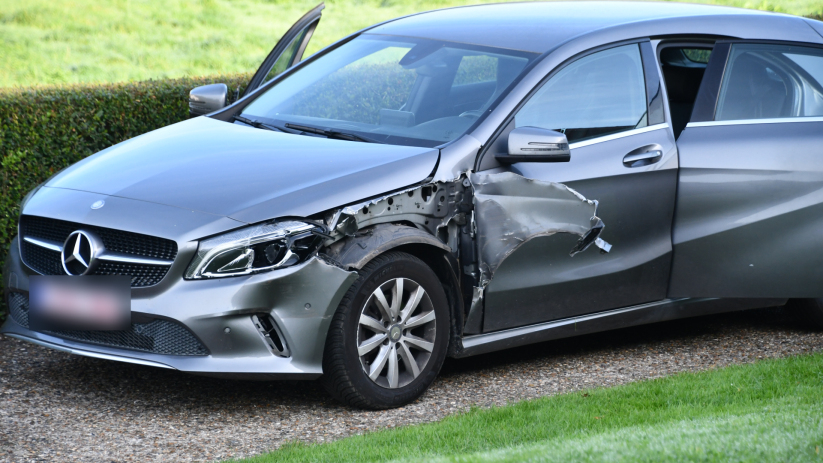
{"left": 687, "top": 116, "right": 823, "bottom": 128}
{"left": 569, "top": 122, "right": 669, "bottom": 149}
{"left": 476, "top": 38, "right": 653, "bottom": 170}
{"left": 689, "top": 42, "right": 731, "bottom": 123}
{"left": 640, "top": 42, "right": 665, "bottom": 126}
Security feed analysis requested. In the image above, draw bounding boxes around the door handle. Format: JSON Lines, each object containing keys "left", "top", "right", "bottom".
{"left": 623, "top": 150, "right": 663, "bottom": 168}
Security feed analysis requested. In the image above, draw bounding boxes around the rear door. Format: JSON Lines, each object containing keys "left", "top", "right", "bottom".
{"left": 478, "top": 41, "right": 679, "bottom": 332}
{"left": 242, "top": 3, "right": 324, "bottom": 96}
{"left": 669, "top": 41, "right": 823, "bottom": 297}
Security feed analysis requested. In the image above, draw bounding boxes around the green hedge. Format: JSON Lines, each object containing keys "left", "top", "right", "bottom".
{"left": 0, "top": 73, "right": 251, "bottom": 321}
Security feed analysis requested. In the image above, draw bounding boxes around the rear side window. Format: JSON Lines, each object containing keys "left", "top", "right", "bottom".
{"left": 515, "top": 44, "right": 648, "bottom": 143}
{"left": 715, "top": 43, "right": 823, "bottom": 121}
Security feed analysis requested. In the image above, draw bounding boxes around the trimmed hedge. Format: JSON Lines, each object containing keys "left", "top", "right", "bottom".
{"left": 0, "top": 73, "right": 251, "bottom": 321}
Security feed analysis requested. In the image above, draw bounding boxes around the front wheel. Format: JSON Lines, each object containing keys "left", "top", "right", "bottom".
{"left": 321, "top": 252, "right": 450, "bottom": 409}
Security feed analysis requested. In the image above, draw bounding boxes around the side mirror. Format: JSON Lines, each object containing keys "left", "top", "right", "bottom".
{"left": 189, "top": 83, "right": 228, "bottom": 117}
{"left": 496, "top": 126, "right": 571, "bottom": 163}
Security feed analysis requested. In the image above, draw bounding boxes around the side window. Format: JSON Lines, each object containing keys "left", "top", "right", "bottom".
{"left": 716, "top": 44, "right": 823, "bottom": 121}
{"left": 515, "top": 44, "right": 648, "bottom": 143}
{"left": 262, "top": 30, "right": 309, "bottom": 85}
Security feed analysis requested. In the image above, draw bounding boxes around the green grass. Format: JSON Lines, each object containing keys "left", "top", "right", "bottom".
{"left": 2, "top": 0, "right": 823, "bottom": 88}
{"left": 234, "top": 353, "right": 823, "bottom": 462}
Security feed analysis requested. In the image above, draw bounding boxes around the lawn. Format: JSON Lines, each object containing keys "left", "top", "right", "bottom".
{"left": 2, "top": 0, "right": 823, "bottom": 88}
{"left": 235, "top": 353, "right": 823, "bottom": 462}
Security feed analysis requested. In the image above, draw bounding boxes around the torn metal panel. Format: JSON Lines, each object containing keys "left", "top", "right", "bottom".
{"left": 470, "top": 171, "right": 611, "bottom": 285}
{"left": 319, "top": 169, "right": 611, "bottom": 340}
{"left": 339, "top": 186, "right": 423, "bottom": 217}
{"left": 462, "top": 286, "right": 485, "bottom": 335}
{"left": 326, "top": 178, "right": 472, "bottom": 249}
{"left": 564, "top": 186, "right": 612, "bottom": 255}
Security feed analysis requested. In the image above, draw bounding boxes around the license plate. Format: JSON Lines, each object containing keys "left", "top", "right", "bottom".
{"left": 29, "top": 276, "right": 131, "bottom": 331}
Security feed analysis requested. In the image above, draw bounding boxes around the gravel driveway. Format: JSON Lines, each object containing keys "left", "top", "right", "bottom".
{"left": 1, "top": 304, "right": 822, "bottom": 462}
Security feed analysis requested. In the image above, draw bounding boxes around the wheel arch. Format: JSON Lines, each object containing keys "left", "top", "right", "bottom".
{"left": 322, "top": 223, "right": 465, "bottom": 356}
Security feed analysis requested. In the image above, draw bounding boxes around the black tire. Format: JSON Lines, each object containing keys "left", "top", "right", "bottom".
{"left": 321, "top": 251, "right": 450, "bottom": 409}
{"left": 789, "top": 298, "right": 823, "bottom": 329}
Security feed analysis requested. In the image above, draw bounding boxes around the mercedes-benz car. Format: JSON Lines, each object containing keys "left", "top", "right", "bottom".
{"left": 4, "top": 2, "right": 823, "bottom": 409}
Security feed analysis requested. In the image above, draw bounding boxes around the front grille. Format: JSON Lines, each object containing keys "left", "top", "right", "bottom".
{"left": 20, "top": 240, "right": 64, "bottom": 276}
{"left": 19, "top": 215, "right": 178, "bottom": 287}
{"left": 7, "top": 292, "right": 209, "bottom": 356}
{"left": 95, "top": 262, "right": 172, "bottom": 288}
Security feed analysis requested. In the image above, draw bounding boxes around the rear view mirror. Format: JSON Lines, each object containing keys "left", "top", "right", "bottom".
{"left": 496, "top": 126, "right": 571, "bottom": 163}
{"left": 189, "top": 83, "right": 228, "bottom": 117}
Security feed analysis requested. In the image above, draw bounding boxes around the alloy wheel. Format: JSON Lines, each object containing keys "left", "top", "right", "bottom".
{"left": 356, "top": 277, "right": 437, "bottom": 389}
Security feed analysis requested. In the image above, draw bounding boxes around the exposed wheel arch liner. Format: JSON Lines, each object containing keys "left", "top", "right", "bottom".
{"left": 322, "top": 223, "right": 451, "bottom": 270}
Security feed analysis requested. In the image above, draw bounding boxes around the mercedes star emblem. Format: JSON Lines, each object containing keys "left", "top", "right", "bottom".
{"left": 61, "top": 230, "right": 97, "bottom": 275}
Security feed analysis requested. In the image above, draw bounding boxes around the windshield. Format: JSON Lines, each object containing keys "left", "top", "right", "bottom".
{"left": 241, "top": 35, "right": 537, "bottom": 147}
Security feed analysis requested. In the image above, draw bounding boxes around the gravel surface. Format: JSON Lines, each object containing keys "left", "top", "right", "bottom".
{"left": 1, "top": 304, "right": 822, "bottom": 462}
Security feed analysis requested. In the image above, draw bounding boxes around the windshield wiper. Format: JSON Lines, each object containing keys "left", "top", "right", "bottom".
{"left": 233, "top": 115, "right": 295, "bottom": 134}
{"left": 235, "top": 117, "right": 377, "bottom": 143}
{"left": 285, "top": 123, "right": 377, "bottom": 144}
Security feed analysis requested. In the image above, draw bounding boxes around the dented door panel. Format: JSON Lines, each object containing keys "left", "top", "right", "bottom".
{"left": 669, "top": 121, "right": 823, "bottom": 297}
{"left": 481, "top": 126, "right": 678, "bottom": 331}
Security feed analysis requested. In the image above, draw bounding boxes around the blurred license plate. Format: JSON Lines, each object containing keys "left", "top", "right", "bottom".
{"left": 29, "top": 276, "right": 131, "bottom": 331}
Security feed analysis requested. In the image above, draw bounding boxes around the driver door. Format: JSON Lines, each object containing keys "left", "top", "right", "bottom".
{"left": 477, "top": 41, "right": 678, "bottom": 332}
{"left": 242, "top": 3, "right": 324, "bottom": 96}
{"left": 188, "top": 4, "right": 323, "bottom": 116}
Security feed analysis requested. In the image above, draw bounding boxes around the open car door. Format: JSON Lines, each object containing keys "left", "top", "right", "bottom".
{"left": 242, "top": 3, "right": 324, "bottom": 96}
{"left": 669, "top": 40, "right": 823, "bottom": 298}
{"left": 189, "top": 3, "right": 324, "bottom": 116}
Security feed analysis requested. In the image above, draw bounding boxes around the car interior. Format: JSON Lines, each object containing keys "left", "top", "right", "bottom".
{"left": 715, "top": 45, "right": 823, "bottom": 121}
{"left": 383, "top": 50, "right": 532, "bottom": 143}
{"left": 717, "top": 52, "right": 793, "bottom": 120}
{"left": 658, "top": 45, "right": 713, "bottom": 139}
{"left": 241, "top": 37, "right": 536, "bottom": 147}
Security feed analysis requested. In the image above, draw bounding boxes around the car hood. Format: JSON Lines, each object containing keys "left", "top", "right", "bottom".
{"left": 47, "top": 117, "right": 440, "bottom": 224}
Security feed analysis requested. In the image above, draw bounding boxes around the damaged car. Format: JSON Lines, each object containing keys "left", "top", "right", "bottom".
{"left": 5, "top": 2, "right": 823, "bottom": 409}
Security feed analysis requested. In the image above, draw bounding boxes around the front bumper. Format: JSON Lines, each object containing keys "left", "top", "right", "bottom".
{"left": 2, "top": 236, "right": 357, "bottom": 379}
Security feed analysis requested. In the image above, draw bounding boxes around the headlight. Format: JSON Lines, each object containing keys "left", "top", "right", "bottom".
{"left": 185, "top": 221, "right": 323, "bottom": 279}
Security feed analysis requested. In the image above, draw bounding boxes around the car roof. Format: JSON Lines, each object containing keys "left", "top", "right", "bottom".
{"left": 365, "top": 2, "right": 823, "bottom": 53}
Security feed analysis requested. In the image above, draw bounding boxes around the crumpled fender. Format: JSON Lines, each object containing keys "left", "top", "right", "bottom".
{"left": 322, "top": 223, "right": 451, "bottom": 270}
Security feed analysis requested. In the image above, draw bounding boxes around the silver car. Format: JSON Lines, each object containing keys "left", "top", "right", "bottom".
{"left": 5, "top": 1, "right": 823, "bottom": 409}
